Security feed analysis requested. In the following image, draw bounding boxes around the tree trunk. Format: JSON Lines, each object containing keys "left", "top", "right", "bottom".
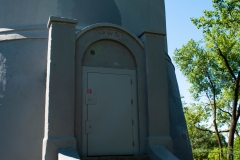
{"left": 227, "top": 72, "right": 240, "bottom": 160}
{"left": 206, "top": 71, "right": 224, "bottom": 158}
{"left": 228, "top": 120, "right": 237, "bottom": 160}
{"left": 213, "top": 118, "right": 223, "bottom": 157}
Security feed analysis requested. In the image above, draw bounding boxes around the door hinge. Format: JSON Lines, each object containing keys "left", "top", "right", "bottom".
{"left": 132, "top": 119, "right": 134, "bottom": 125}
{"left": 133, "top": 141, "right": 135, "bottom": 146}
{"left": 131, "top": 99, "right": 133, "bottom": 104}
{"left": 130, "top": 79, "right": 132, "bottom": 85}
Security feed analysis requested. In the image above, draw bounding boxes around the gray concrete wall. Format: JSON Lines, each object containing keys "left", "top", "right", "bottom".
{"left": 166, "top": 55, "right": 193, "bottom": 160}
{"left": 43, "top": 17, "right": 78, "bottom": 160}
{"left": 0, "top": 0, "right": 166, "bottom": 35}
{"left": 0, "top": 39, "right": 47, "bottom": 160}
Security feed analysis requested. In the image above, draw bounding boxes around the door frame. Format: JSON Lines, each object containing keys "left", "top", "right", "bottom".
{"left": 82, "top": 66, "right": 139, "bottom": 157}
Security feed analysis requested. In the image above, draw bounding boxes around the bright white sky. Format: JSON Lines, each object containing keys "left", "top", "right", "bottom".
{"left": 165, "top": 0, "right": 213, "bottom": 103}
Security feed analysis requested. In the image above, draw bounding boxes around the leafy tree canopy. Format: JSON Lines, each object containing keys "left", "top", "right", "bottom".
{"left": 174, "top": 0, "right": 240, "bottom": 159}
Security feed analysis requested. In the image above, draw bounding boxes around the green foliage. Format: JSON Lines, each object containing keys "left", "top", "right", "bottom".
{"left": 234, "top": 137, "right": 240, "bottom": 160}
{"left": 207, "top": 143, "right": 240, "bottom": 160}
{"left": 184, "top": 104, "right": 227, "bottom": 159}
{"left": 208, "top": 147, "right": 228, "bottom": 160}
{"left": 191, "top": 0, "right": 240, "bottom": 32}
{"left": 174, "top": 0, "right": 240, "bottom": 158}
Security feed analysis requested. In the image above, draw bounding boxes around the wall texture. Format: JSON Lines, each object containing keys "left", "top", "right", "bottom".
{"left": 0, "top": 39, "right": 47, "bottom": 160}
{"left": 0, "top": 0, "right": 165, "bottom": 35}
{"left": 166, "top": 55, "right": 193, "bottom": 160}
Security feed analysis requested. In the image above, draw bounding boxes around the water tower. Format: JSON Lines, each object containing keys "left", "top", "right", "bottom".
{"left": 0, "top": 1, "right": 193, "bottom": 159}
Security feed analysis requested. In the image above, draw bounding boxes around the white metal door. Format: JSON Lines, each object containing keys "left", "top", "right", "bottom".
{"left": 86, "top": 71, "right": 134, "bottom": 156}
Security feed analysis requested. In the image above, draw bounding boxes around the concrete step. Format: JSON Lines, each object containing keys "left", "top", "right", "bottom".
{"left": 82, "top": 155, "right": 149, "bottom": 160}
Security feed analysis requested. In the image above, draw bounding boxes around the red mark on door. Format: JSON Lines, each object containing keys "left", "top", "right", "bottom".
{"left": 87, "top": 89, "right": 92, "bottom": 94}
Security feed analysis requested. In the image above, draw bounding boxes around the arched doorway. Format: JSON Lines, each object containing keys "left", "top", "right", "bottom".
{"left": 75, "top": 23, "right": 146, "bottom": 157}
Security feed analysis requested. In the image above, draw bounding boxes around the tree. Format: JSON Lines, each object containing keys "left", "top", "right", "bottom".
{"left": 184, "top": 104, "right": 227, "bottom": 159}
{"left": 174, "top": 0, "right": 240, "bottom": 159}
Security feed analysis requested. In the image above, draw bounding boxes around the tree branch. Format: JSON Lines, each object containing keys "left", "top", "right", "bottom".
{"left": 218, "top": 107, "right": 232, "bottom": 117}
{"left": 206, "top": 71, "right": 215, "bottom": 93}
{"left": 217, "top": 48, "right": 236, "bottom": 80}
{"left": 236, "top": 103, "right": 240, "bottom": 120}
{"left": 206, "top": 92, "right": 214, "bottom": 112}
{"left": 195, "top": 126, "right": 229, "bottom": 133}
{"left": 233, "top": 71, "right": 240, "bottom": 121}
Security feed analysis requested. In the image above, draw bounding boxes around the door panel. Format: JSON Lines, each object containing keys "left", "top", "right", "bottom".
{"left": 87, "top": 73, "right": 133, "bottom": 156}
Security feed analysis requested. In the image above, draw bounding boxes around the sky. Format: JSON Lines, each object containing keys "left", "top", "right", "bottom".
{"left": 165, "top": 0, "right": 214, "bottom": 103}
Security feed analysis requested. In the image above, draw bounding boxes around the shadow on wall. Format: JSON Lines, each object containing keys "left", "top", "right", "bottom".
{"left": 58, "top": 0, "right": 122, "bottom": 26}
{"left": 166, "top": 61, "right": 193, "bottom": 160}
